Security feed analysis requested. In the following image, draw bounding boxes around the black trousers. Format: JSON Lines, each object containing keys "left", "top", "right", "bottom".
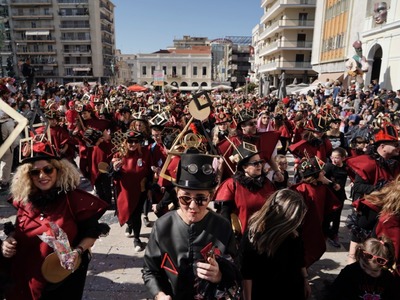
{"left": 126, "top": 192, "right": 147, "bottom": 240}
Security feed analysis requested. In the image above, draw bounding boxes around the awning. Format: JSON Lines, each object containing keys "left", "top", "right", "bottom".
{"left": 26, "top": 30, "right": 49, "bottom": 36}
{"left": 312, "top": 72, "right": 344, "bottom": 85}
{"left": 73, "top": 67, "right": 91, "bottom": 72}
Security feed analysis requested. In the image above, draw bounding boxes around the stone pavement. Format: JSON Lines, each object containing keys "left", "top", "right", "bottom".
{"left": 0, "top": 156, "right": 353, "bottom": 300}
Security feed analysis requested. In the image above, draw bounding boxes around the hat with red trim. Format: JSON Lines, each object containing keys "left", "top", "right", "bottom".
{"left": 299, "top": 156, "right": 325, "bottom": 178}
{"left": 374, "top": 122, "right": 399, "bottom": 144}
{"left": 305, "top": 115, "right": 328, "bottom": 132}
{"left": 21, "top": 141, "right": 60, "bottom": 164}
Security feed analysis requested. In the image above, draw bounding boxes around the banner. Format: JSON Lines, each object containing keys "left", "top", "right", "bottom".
{"left": 153, "top": 70, "right": 164, "bottom": 86}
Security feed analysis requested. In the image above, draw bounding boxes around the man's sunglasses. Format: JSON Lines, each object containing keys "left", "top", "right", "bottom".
{"left": 245, "top": 159, "right": 265, "bottom": 167}
{"left": 363, "top": 251, "right": 388, "bottom": 266}
{"left": 178, "top": 195, "right": 209, "bottom": 206}
{"left": 29, "top": 166, "right": 56, "bottom": 177}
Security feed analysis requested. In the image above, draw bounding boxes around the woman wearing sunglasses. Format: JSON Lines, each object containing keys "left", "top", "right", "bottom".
{"left": 142, "top": 150, "right": 240, "bottom": 300}
{"left": 326, "top": 237, "right": 399, "bottom": 299}
{"left": 214, "top": 142, "right": 277, "bottom": 238}
{"left": 1, "top": 141, "right": 109, "bottom": 300}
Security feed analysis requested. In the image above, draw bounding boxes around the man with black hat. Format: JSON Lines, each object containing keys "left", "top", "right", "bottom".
{"left": 142, "top": 150, "right": 240, "bottom": 300}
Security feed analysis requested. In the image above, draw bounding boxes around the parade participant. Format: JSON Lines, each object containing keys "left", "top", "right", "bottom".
{"left": 289, "top": 115, "right": 333, "bottom": 163}
{"left": 346, "top": 122, "right": 400, "bottom": 201}
{"left": 142, "top": 150, "right": 241, "bottom": 300}
{"left": 348, "top": 136, "right": 368, "bottom": 157}
{"left": 1, "top": 141, "right": 109, "bottom": 299}
{"left": 214, "top": 142, "right": 276, "bottom": 237}
{"left": 346, "top": 174, "right": 400, "bottom": 269}
{"left": 256, "top": 111, "right": 273, "bottom": 133}
{"left": 326, "top": 237, "right": 399, "bottom": 299}
{"left": 74, "top": 104, "right": 111, "bottom": 179}
{"left": 112, "top": 130, "right": 152, "bottom": 251}
{"left": 83, "top": 128, "right": 113, "bottom": 206}
{"left": 143, "top": 124, "right": 168, "bottom": 227}
{"left": 240, "top": 189, "right": 311, "bottom": 300}
{"left": 274, "top": 154, "right": 290, "bottom": 189}
{"left": 291, "top": 156, "right": 341, "bottom": 267}
{"left": 211, "top": 111, "right": 234, "bottom": 146}
{"left": 325, "top": 117, "right": 346, "bottom": 150}
{"left": 116, "top": 106, "right": 132, "bottom": 133}
{"left": 129, "top": 116, "right": 151, "bottom": 146}
{"left": 273, "top": 113, "right": 291, "bottom": 155}
{"left": 323, "top": 147, "right": 349, "bottom": 248}
{"left": 45, "top": 111, "right": 76, "bottom": 163}
{"left": 65, "top": 101, "right": 78, "bottom": 134}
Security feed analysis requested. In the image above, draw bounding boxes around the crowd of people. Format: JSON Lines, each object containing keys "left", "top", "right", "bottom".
{"left": 1, "top": 75, "right": 400, "bottom": 299}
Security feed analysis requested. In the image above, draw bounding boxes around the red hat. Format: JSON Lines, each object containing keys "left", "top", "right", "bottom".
{"left": 374, "top": 123, "right": 399, "bottom": 144}
{"left": 215, "top": 112, "right": 231, "bottom": 124}
{"left": 68, "top": 100, "right": 75, "bottom": 108}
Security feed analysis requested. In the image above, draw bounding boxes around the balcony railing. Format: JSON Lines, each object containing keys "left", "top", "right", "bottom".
{"left": 261, "top": 0, "right": 316, "bottom": 22}
{"left": 58, "top": 0, "right": 88, "bottom": 4}
{"left": 259, "top": 60, "right": 312, "bottom": 72}
{"left": 259, "top": 40, "right": 313, "bottom": 56}
{"left": 11, "top": 0, "right": 51, "bottom": 5}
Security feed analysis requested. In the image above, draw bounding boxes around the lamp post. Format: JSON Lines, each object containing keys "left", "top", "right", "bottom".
{"left": 245, "top": 75, "right": 250, "bottom": 99}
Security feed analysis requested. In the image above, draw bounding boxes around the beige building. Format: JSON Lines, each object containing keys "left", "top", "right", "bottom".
{"left": 135, "top": 46, "right": 212, "bottom": 91}
{"left": 1, "top": 0, "right": 116, "bottom": 84}
{"left": 254, "top": 0, "right": 318, "bottom": 89}
{"left": 312, "top": 0, "right": 400, "bottom": 90}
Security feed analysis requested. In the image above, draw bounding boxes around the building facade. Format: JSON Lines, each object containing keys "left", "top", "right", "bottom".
{"left": 254, "top": 0, "right": 318, "bottom": 90}
{"left": 0, "top": 0, "right": 116, "bottom": 84}
{"left": 312, "top": 0, "right": 400, "bottom": 90}
{"left": 135, "top": 46, "right": 212, "bottom": 91}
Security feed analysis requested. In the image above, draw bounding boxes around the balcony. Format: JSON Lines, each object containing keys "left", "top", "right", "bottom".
{"left": 260, "top": 18, "right": 315, "bottom": 40}
{"left": 15, "top": 38, "right": 56, "bottom": 43}
{"left": 12, "top": 14, "right": 53, "bottom": 20}
{"left": 58, "top": 0, "right": 88, "bottom": 4}
{"left": 16, "top": 50, "right": 57, "bottom": 56}
{"left": 10, "top": 0, "right": 51, "bottom": 6}
{"left": 259, "top": 40, "right": 313, "bottom": 56}
{"left": 259, "top": 60, "right": 312, "bottom": 72}
{"left": 261, "top": 0, "right": 316, "bottom": 22}
{"left": 63, "top": 50, "right": 92, "bottom": 56}
{"left": 13, "top": 25, "right": 54, "bottom": 31}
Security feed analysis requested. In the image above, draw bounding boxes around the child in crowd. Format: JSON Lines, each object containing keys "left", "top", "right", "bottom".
{"left": 324, "top": 237, "right": 400, "bottom": 299}
{"left": 274, "top": 154, "right": 290, "bottom": 189}
{"left": 323, "top": 147, "right": 349, "bottom": 248}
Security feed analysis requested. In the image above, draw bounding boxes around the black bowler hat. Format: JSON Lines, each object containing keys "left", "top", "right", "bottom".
{"left": 21, "top": 141, "right": 60, "bottom": 164}
{"left": 173, "top": 149, "right": 218, "bottom": 190}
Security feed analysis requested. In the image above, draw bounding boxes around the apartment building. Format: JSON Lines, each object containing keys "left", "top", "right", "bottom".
{"left": 312, "top": 0, "right": 400, "bottom": 90}
{"left": 0, "top": 0, "right": 116, "bottom": 84}
{"left": 255, "top": 0, "right": 318, "bottom": 89}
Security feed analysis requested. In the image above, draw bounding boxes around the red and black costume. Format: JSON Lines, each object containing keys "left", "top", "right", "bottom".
{"left": 291, "top": 182, "right": 341, "bottom": 267}
{"left": 214, "top": 172, "right": 276, "bottom": 234}
{"left": 346, "top": 154, "right": 400, "bottom": 201}
{"left": 113, "top": 147, "right": 152, "bottom": 238}
{"left": 5, "top": 189, "right": 108, "bottom": 300}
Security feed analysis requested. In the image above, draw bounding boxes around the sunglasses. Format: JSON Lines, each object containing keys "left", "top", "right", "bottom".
{"left": 246, "top": 159, "right": 265, "bottom": 167}
{"left": 363, "top": 251, "right": 388, "bottom": 266}
{"left": 178, "top": 195, "right": 209, "bottom": 206}
{"left": 29, "top": 166, "right": 56, "bottom": 177}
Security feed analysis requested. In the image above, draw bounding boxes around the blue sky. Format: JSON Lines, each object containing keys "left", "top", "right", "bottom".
{"left": 112, "top": 0, "right": 262, "bottom": 54}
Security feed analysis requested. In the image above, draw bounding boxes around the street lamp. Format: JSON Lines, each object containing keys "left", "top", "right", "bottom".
{"left": 245, "top": 75, "right": 250, "bottom": 99}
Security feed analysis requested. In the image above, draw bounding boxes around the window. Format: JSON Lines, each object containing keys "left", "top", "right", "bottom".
{"left": 193, "top": 66, "right": 198, "bottom": 76}
{"left": 182, "top": 66, "right": 186, "bottom": 76}
{"left": 202, "top": 66, "right": 207, "bottom": 76}
{"left": 142, "top": 66, "right": 147, "bottom": 75}
{"left": 172, "top": 66, "right": 177, "bottom": 76}
{"left": 151, "top": 66, "right": 155, "bottom": 75}
{"left": 162, "top": 66, "right": 167, "bottom": 75}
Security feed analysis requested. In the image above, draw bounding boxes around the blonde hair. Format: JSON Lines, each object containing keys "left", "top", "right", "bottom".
{"left": 364, "top": 174, "right": 400, "bottom": 216}
{"left": 11, "top": 158, "right": 81, "bottom": 203}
